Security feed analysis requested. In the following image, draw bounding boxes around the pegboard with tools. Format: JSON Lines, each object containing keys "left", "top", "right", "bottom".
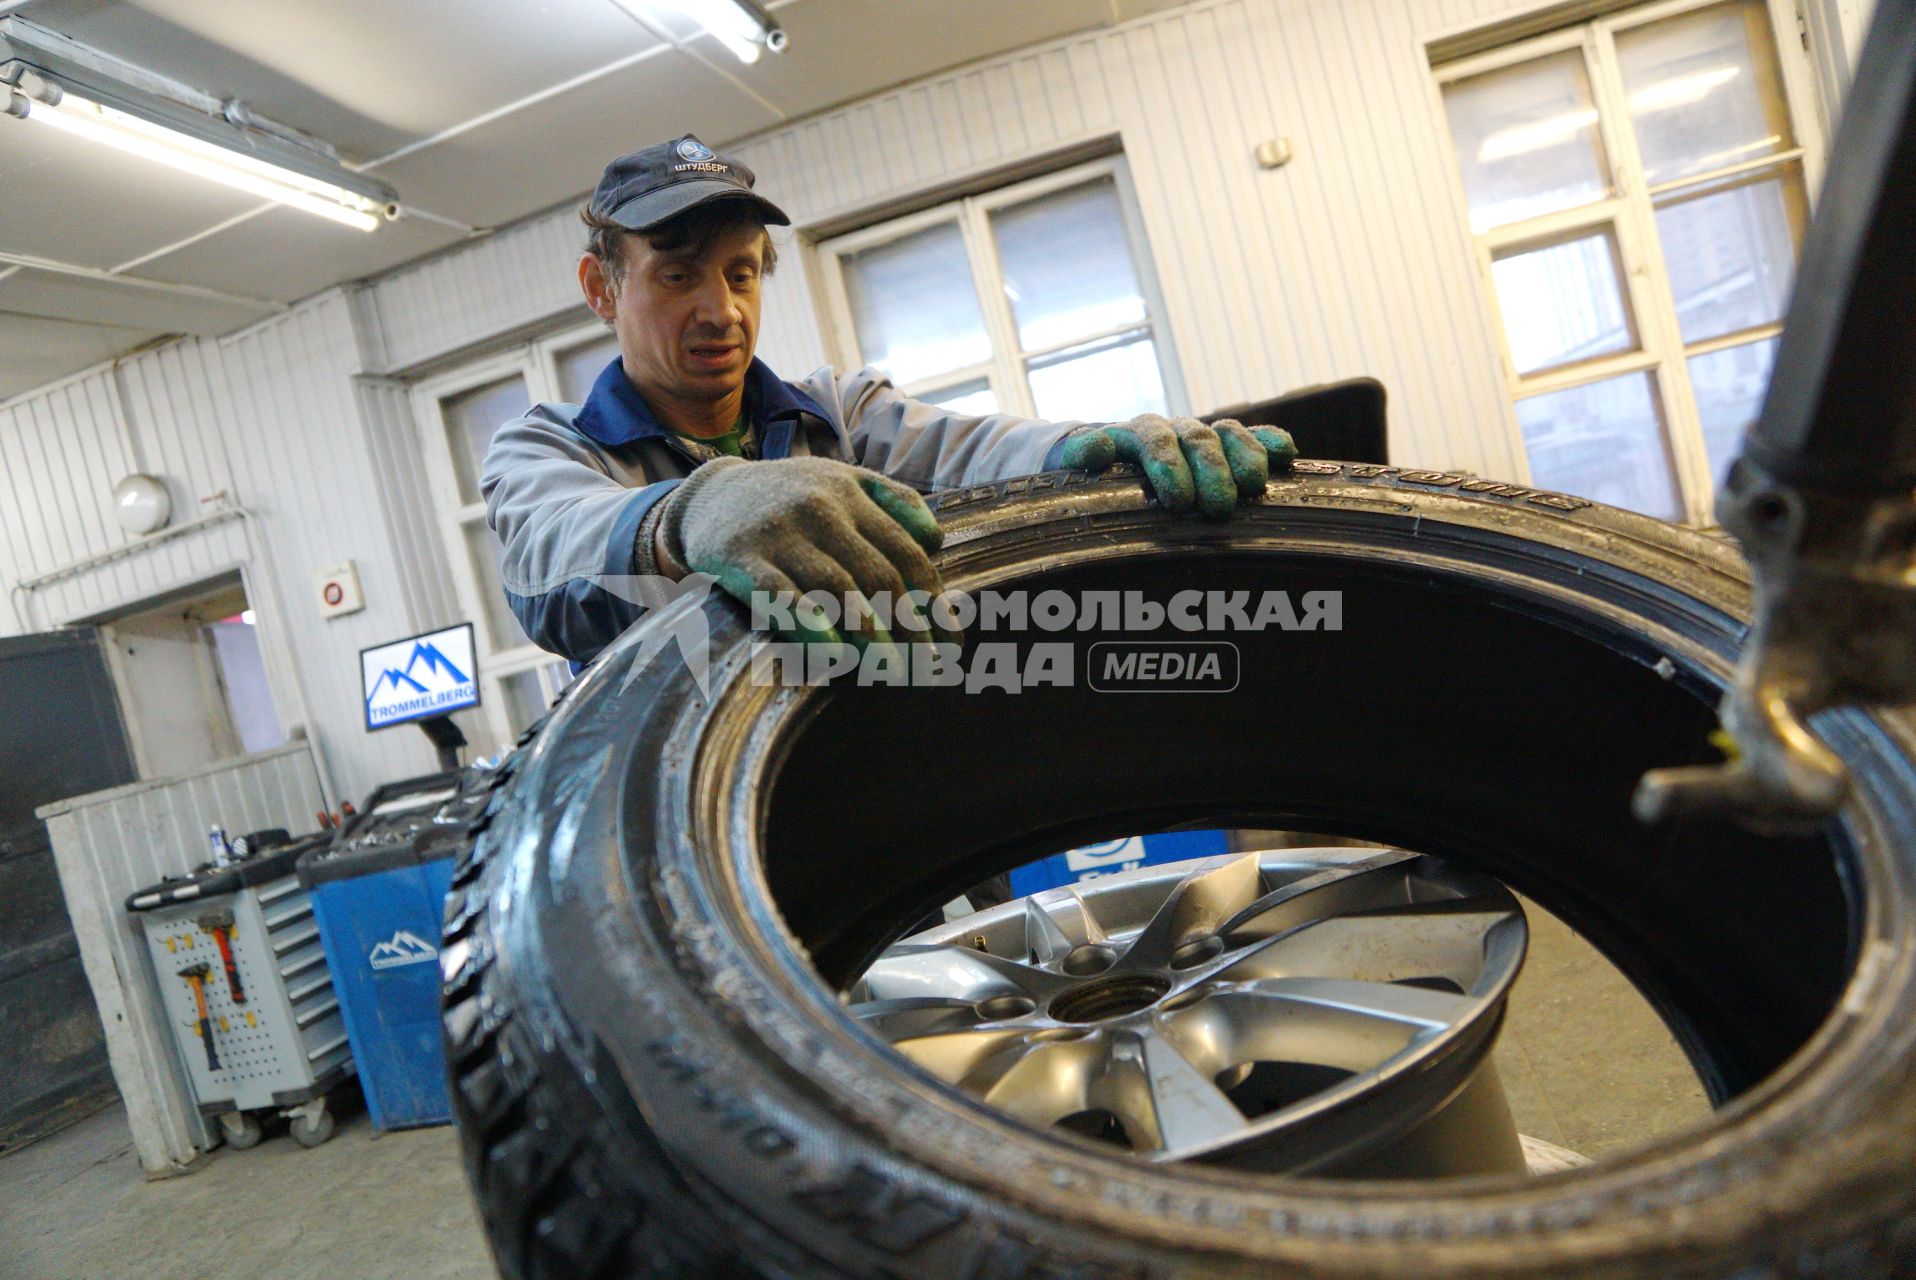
{"left": 127, "top": 831, "right": 353, "bottom": 1148}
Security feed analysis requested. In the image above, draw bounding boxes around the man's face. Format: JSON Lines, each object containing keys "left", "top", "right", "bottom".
{"left": 588, "top": 221, "right": 766, "bottom": 412}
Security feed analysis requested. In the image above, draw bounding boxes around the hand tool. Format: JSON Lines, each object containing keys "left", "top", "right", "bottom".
{"left": 179, "top": 963, "right": 220, "bottom": 1073}
{"left": 199, "top": 909, "right": 245, "bottom": 1004}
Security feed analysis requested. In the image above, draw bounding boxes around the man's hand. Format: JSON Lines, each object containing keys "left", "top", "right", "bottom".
{"left": 1058, "top": 415, "right": 1296, "bottom": 517}
{"left": 652, "top": 456, "right": 949, "bottom": 646}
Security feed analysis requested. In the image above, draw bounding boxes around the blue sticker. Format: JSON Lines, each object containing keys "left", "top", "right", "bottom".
{"left": 676, "top": 137, "right": 716, "bottom": 162}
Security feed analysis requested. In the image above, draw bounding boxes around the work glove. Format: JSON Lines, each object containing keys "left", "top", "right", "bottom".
{"left": 1057, "top": 415, "right": 1296, "bottom": 517}
{"left": 653, "top": 455, "right": 948, "bottom": 647}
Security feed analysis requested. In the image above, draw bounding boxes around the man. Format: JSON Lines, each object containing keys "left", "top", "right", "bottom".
{"left": 483, "top": 134, "right": 1296, "bottom": 665}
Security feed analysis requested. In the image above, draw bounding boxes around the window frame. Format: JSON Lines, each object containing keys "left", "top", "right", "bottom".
{"left": 814, "top": 157, "right": 1188, "bottom": 420}
{"left": 410, "top": 319, "right": 616, "bottom": 749}
{"left": 1432, "top": 0, "right": 1827, "bottom": 525}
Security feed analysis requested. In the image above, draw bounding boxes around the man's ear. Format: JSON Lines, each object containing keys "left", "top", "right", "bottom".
{"left": 579, "top": 254, "right": 617, "bottom": 322}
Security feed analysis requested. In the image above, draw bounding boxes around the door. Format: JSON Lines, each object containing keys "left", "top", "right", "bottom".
{"left": 0, "top": 630, "right": 139, "bottom": 1151}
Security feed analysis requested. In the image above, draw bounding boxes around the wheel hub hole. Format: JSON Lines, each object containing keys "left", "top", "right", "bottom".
{"left": 1060, "top": 944, "right": 1116, "bottom": 976}
{"left": 1050, "top": 974, "right": 1171, "bottom": 1024}
{"left": 975, "top": 994, "right": 1037, "bottom": 1021}
{"left": 1170, "top": 935, "right": 1224, "bottom": 970}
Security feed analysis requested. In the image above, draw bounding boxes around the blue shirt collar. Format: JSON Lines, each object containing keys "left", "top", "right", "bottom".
{"left": 573, "top": 355, "right": 829, "bottom": 448}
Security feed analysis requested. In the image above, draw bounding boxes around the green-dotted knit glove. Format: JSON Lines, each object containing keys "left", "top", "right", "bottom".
{"left": 654, "top": 455, "right": 948, "bottom": 646}
{"left": 1058, "top": 415, "right": 1296, "bottom": 517}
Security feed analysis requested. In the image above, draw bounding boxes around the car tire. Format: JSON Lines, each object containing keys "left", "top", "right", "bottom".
{"left": 443, "top": 463, "right": 1916, "bottom": 1279}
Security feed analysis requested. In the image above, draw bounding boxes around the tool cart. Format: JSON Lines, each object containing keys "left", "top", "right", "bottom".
{"left": 298, "top": 767, "right": 494, "bottom": 1130}
{"left": 126, "top": 831, "right": 352, "bottom": 1149}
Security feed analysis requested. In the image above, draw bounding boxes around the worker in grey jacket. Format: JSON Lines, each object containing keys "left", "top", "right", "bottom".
{"left": 483, "top": 135, "right": 1296, "bottom": 665}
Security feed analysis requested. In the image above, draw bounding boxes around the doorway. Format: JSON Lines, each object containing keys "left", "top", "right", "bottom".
{"left": 94, "top": 573, "right": 286, "bottom": 780}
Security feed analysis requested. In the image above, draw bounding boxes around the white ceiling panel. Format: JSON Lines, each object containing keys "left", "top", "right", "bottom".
{"left": 0, "top": 308, "right": 158, "bottom": 401}
{"left": 368, "top": 49, "right": 783, "bottom": 228}
{"left": 681, "top": 0, "right": 1124, "bottom": 120}
{"left": 0, "top": 113, "right": 267, "bottom": 269}
{"left": 17, "top": 0, "right": 666, "bottom": 162}
{"left": 1, "top": 0, "right": 1207, "bottom": 401}
{"left": 0, "top": 266, "right": 275, "bottom": 332}
{"left": 131, "top": 205, "right": 469, "bottom": 302}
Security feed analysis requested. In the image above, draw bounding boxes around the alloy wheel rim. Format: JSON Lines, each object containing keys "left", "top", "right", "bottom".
{"left": 848, "top": 848, "right": 1526, "bottom": 1172}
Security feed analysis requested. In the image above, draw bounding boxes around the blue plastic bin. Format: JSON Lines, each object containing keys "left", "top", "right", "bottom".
{"left": 1008, "top": 829, "right": 1231, "bottom": 897}
{"left": 296, "top": 772, "right": 476, "bottom": 1130}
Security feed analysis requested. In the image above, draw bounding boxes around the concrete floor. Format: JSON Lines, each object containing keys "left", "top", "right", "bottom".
{"left": 0, "top": 1100, "right": 496, "bottom": 1280}
{"left": 0, "top": 893, "right": 1710, "bottom": 1279}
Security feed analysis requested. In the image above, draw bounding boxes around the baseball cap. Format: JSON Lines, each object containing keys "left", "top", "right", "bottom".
{"left": 589, "top": 134, "right": 791, "bottom": 232}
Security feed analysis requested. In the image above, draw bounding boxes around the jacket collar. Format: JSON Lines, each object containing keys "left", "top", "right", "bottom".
{"left": 573, "top": 355, "right": 829, "bottom": 448}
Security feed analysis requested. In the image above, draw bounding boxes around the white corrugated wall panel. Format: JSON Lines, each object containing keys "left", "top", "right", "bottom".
{"left": 1, "top": 295, "right": 444, "bottom": 803}
{"left": 355, "top": 376, "right": 462, "bottom": 636}
{"left": 369, "top": 211, "right": 588, "bottom": 372}
{"left": 38, "top": 743, "right": 326, "bottom": 1176}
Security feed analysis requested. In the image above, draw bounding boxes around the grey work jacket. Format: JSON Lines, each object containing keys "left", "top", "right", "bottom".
{"left": 481, "top": 355, "right": 1084, "bottom": 663}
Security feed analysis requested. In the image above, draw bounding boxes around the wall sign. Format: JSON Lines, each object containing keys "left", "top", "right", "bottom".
{"left": 359, "top": 623, "right": 480, "bottom": 731}
{"left": 314, "top": 561, "right": 365, "bottom": 618}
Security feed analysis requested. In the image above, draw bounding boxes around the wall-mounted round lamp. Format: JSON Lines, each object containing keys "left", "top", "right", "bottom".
{"left": 113, "top": 474, "right": 172, "bottom": 535}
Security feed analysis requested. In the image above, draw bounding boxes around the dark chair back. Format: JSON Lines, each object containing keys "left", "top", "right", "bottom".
{"left": 1203, "top": 377, "right": 1389, "bottom": 464}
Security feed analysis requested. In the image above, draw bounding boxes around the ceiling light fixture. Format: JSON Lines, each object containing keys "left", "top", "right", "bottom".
{"left": 630, "top": 0, "right": 788, "bottom": 65}
{"left": 0, "top": 17, "right": 398, "bottom": 232}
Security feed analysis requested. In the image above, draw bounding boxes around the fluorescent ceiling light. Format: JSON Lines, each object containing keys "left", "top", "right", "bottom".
{"left": 1, "top": 17, "right": 397, "bottom": 231}
{"left": 19, "top": 86, "right": 383, "bottom": 230}
{"left": 626, "top": 0, "right": 787, "bottom": 65}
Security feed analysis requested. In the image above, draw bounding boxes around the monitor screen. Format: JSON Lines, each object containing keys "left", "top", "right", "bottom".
{"left": 360, "top": 623, "right": 480, "bottom": 731}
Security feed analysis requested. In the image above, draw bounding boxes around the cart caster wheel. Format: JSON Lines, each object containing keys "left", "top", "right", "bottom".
{"left": 290, "top": 1106, "right": 334, "bottom": 1148}
{"left": 218, "top": 1111, "right": 263, "bottom": 1150}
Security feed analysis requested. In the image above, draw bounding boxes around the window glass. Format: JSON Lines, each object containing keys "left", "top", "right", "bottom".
{"left": 843, "top": 222, "right": 991, "bottom": 385}
{"left": 1491, "top": 231, "right": 1637, "bottom": 375}
{"left": 1516, "top": 373, "right": 1683, "bottom": 520}
{"left": 464, "top": 520, "right": 529, "bottom": 650}
{"left": 441, "top": 375, "right": 530, "bottom": 506}
{"left": 1616, "top": 0, "right": 1792, "bottom": 186}
{"left": 1443, "top": 50, "right": 1611, "bottom": 233}
{"left": 555, "top": 334, "right": 621, "bottom": 404}
{"left": 991, "top": 177, "right": 1148, "bottom": 352}
{"left": 1654, "top": 172, "right": 1802, "bottom": 344}
{"left": 1690, "top": 337, "right": 1776, "bottom": 483}
{"left": 500, "top": 669, "right": 549, "bottom": 738}
{"left": 924, "top": 379, "right": 999, "bottom": 416}
{"left": 1028, "top": 334, "right": 1168, "bottom": 423}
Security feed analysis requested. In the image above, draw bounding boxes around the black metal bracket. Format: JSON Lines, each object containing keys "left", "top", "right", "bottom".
{"left": 1637, "top": 1, "right": 1916, "bottom": 831}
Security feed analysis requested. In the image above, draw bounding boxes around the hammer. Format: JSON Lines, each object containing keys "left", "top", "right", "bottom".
{"left": 198, "top": 909, "right": 245, "bottom": 1004}
{"left": 178, "top": 964, "right": 220, "bottom": 1073}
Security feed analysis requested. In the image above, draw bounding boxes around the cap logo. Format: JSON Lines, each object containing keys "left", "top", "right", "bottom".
{"left": 676, "top": 138, "right": 716, "bottom": 162}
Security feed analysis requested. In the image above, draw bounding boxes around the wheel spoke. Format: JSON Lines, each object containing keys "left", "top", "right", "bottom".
{"left": 977, "top": 1038, "right": 1101, "bottom": 1128}
{"left": 1024, "top": 896, "right": 1077, "bottom": 965}
{"left": 1215, "top": 897, "right": 1520, "bottom": 989}
{"left": 1217, "top": 851, "right": 1421, "bottom": 943}
{"left": 890, "top": 1025, "right": 1034, "bottom": 1084}
{"left": 847, "top": 996, "right": 981, "bottom": 1040}
{"left": 1119, "top": 853, "right": 1268, "bottom": 969}
{"left": 861, "top": 942, "right": 1070, "bottom": 1002}
{"left": 1098, "top": 1030, "right": 1247, "bottom": 1156}
{"left": 1259, "top": 975, "right": 1477, "bottom": 1029}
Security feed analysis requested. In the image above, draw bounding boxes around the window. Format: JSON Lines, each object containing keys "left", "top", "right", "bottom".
{"left": 1436, "top": 0, "right": 1820, "bottom": 523}
{"left": 412, "top": 323, "right": 618, "bottom": 748}
{"left": 818, "top": 160, "right": 1184, "bottom": 424}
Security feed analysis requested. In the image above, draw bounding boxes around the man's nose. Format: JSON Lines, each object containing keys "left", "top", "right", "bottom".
{"left": 692, "top": 275, "right": 744, "bottom": 329}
